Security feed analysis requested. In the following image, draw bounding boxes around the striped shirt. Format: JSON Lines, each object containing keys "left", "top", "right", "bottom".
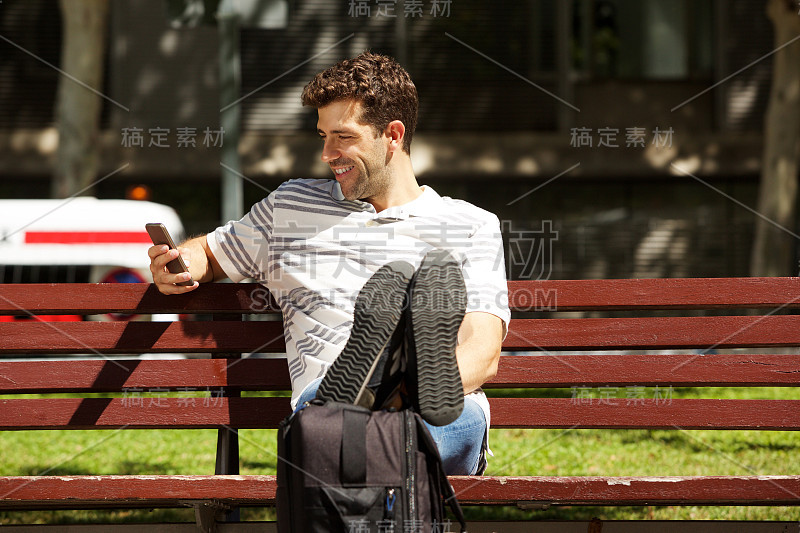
{"left": 208, "top": 178, "right": 510, "bottom": 414}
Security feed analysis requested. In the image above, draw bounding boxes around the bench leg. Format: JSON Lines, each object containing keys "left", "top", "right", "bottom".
{"left": 193, "top": 500, "right": 232, "bottom": 533}
{"left": 215, "top": 415, "right": 241, "bottom": 523}
{"left": 212, "top": 316, "right": 244, "bottom": 523}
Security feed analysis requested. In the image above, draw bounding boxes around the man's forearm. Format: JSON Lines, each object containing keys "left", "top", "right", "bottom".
{"left": 455, "top": 312, "right": 503, "bottom": 394}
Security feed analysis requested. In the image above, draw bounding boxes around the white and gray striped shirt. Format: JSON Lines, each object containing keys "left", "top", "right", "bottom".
{"left": 208, "top": 178, "right": 510, "bottom": 413}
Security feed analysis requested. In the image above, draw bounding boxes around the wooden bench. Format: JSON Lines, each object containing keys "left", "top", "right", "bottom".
{"left": 1, "top": 278, "right": 800, "bottom": 532}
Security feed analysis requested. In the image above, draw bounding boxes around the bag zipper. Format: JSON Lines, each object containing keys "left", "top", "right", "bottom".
{"left": 385, "top": 487, "right": 397, "bottom": 527}
{"left": 405, "top": 410, "right": 416, "bottom": 521}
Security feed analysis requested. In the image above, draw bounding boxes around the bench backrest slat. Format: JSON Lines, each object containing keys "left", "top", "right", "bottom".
{"left": 2, "top": 398, "right": 798, "bottom": 431}
{"left": 2, "top": 353, "right": 798, "bottom": 394}
{"left": 0, "top": 284, "right": 279, "bottom": 315}
{"left": 0, "top": 321, "right": 286, "bottom": 354}
{"left": 506, "top": 315, "right": 800, "bottom": 350}
{"left": 508, "top": 277, "right": 800, "bottom": 310}
{"left": 0, "top": 359, "right": 291, "bottom": 393}
{"left": 488, "top": 398, "right": 800, "bottom": 430}
{"left": 3, "top": 278, "right": 800, "bottom": 315}
{"left": 5, "top": 315, "right": 800, "bottom": 354}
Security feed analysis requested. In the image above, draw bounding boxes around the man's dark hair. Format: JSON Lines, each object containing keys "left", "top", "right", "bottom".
{"left": 302, "top": 52, "right": 418, "bottom": 154}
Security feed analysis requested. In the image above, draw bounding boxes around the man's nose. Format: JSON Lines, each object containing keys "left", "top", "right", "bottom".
{"left": 321, "top": 140, "right": 339, "bottom": 163}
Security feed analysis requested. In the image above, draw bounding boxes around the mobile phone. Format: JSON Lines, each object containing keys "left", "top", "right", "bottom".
{"left": 145, "top": 223, "right": 194, "bottom": 287}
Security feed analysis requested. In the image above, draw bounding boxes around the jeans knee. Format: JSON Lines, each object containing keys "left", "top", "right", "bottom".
{"left": 426, "top": 398, "right": 487, "bottom": 475}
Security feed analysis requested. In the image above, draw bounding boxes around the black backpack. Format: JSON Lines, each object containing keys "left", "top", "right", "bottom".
{"left": 277, "top": 400, "right": 467, "bottom": 533}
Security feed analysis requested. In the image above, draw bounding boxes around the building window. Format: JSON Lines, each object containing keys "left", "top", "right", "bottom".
{"left": 573, "top": 0, "right": 713, "bottom": 79}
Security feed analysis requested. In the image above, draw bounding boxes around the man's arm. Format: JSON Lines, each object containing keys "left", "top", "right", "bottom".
{"left": 455, "top": 311, "right": 504, "bottom": 395}
{"left": 148, "top": 235, "right": 227, "bottom": 294}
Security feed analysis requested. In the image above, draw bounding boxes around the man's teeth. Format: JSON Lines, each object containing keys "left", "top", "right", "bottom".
{"left": 334, "top": 166, "right": 354, "bottom": 175}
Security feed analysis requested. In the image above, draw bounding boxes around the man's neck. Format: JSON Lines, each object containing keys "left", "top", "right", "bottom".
{"left": 366, "top": 157, "right": 421, "bottom": 212}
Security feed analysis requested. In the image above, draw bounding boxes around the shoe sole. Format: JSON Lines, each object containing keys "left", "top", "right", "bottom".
{"left": 409, "top": 249, "right": 466, "bottom": 426}
{"left": 316, "top": 261, "right": 414, "bottom": 405}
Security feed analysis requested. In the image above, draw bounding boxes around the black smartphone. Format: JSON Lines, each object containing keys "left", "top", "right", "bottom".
{"left": 145, "top": 223, "right": 194, "bottom": 287}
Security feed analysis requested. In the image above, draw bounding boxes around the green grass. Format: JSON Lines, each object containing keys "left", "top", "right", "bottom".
{"left": 1, "top": 387, "right": 799, "bottom": 524}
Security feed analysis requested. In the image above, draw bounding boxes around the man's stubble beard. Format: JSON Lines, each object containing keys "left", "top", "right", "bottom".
{"left": 343, "top": 158, "right": 393, "bottom": 203}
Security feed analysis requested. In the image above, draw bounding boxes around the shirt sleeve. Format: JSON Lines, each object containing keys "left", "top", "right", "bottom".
{"left": 461, "top": 213, "right": 511, "bottom": 338}
{"left": 207, "top": 194, "right": 274, "bottom": 283}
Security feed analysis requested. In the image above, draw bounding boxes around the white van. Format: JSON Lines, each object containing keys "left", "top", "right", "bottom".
{"left": 0, "top": 197, "right": 185, "bottom": 321}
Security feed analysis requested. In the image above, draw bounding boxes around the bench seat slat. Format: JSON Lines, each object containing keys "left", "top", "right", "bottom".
{"left": 2, "top": 353, "right": 798, "bottom": 394}
{"left": 450, "top": 475, "right": 800, "bottom": 506}
{"left": 1, "top": 475, "right": 799, "bottom": 508}
{"left": 2, "top": 398, "right": 798, "bottom": 431}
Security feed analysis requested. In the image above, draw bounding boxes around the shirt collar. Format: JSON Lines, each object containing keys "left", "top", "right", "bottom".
{"left": 330, "top": 181, "right": 346, "bottom": 201}
{"left": 329, "top": 182, "right": 443, "bottom": 220}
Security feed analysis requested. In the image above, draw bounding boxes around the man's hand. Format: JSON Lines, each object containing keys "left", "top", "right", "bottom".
{"left": 148, "top": 235, "right": 226, "bottom": 294}
{"left": 148, "top": 244, "right": 199, "bottom": 294}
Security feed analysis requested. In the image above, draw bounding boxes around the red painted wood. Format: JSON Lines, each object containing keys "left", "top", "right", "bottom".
{"left": 2, "top": 353, "right": 798, "bottom": 394}
{"left": 0, "top": 475, "right": 277, "bottom": 508}
{"left": 448, "top": 476, "right": 800, "bottom": 505}
{"left": 488, "top": 353, "right": 800, "bottom": 387}
{"left": 505, "top": 315, "right": 800, "bottom": 350}
{"left": 1, "top": 475, "right": 799, "bottom": 508}
{"left": 0, "top": 397, "right": 291, "bottom": 430}
{"left": 0, "top": 321, "right": 286, "bottom": 354}
{"left": 0, "top": 283, "right": 279, "bottom": 315}
{"left": 5, "top": 315, "right": 800, "bottom": 354}
{"left": 0, "top": 359, "right": 292, "bottom": 393}
{"left": 507, "top": 277, "right": 800, "bottom": 311}
{"left": 1, "top": 398, "right": 797, "bottom": 431}
{"left": 487, "top": 398, "right": 800, "bottom": 430}
{"left": 3, "top": 278, "right": 800, "bottom": 316}
{"left": 3, "top": 278, "right": 800, "bottom": 513}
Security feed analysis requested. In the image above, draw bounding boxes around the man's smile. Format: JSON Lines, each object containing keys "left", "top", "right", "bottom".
{"left": 333, "top": 165, "right": 354, "bottom": 176}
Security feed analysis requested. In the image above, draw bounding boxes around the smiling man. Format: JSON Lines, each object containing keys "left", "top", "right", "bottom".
{"left": 148, "top": 52, "right": 509, "bottom": 475}
{"left": 316, "top": 99, "right": 411, "bottom": 209}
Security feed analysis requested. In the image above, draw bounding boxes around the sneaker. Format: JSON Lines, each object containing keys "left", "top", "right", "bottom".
{"left": 370, "top": 329, "right": 408, "bottom": 410}
{"left": 405, "top": 248, "right": 466, "bottom": 426}
{"left": 316, "top": 261, "right": 414, "bottom": 406}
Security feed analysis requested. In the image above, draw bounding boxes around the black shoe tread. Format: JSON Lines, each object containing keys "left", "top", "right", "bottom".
{"left": 410, "top": 249, "right": 467, "bottom": 426}
{"left": 316, "top": 261, "right": 414, "bottom": 405}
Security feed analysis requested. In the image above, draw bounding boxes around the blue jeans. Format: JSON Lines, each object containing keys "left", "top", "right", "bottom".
{"left": 295, "top": 378, "right": 486, "bottom": 475}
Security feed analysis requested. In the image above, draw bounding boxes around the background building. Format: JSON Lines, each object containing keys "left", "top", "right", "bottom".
{"left": 0, "top": 0, "right": 784, "bottom": 279}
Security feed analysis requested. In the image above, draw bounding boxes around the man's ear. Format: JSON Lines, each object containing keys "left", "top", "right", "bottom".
{"left": 384, "top": 120, "right": 406, "bottom": 152}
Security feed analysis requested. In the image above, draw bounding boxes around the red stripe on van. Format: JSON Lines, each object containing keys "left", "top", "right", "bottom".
{"left": 24, "top": 231, "right": 152, "bottom": 244}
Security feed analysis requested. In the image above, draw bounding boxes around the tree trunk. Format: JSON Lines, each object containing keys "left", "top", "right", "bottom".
{"left": 51, "top": 0, "right": 110, "bottom": 199}
{"left": 750, "top": 0, "right": 800, "bottom": 276}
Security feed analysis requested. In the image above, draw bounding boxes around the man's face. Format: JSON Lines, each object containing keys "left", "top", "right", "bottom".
{"left": 316, "top": 99, "right": 392, "bottom": 202}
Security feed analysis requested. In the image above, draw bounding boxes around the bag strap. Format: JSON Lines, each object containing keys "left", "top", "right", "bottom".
{"left": 340, "top": 407, "right": 369, "bottom": 486}
{"left": 433, "top": 452, "right": 467, "bottom": 533}
{"left": 414, "top": 416, "right": 467, "bottom": 533}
